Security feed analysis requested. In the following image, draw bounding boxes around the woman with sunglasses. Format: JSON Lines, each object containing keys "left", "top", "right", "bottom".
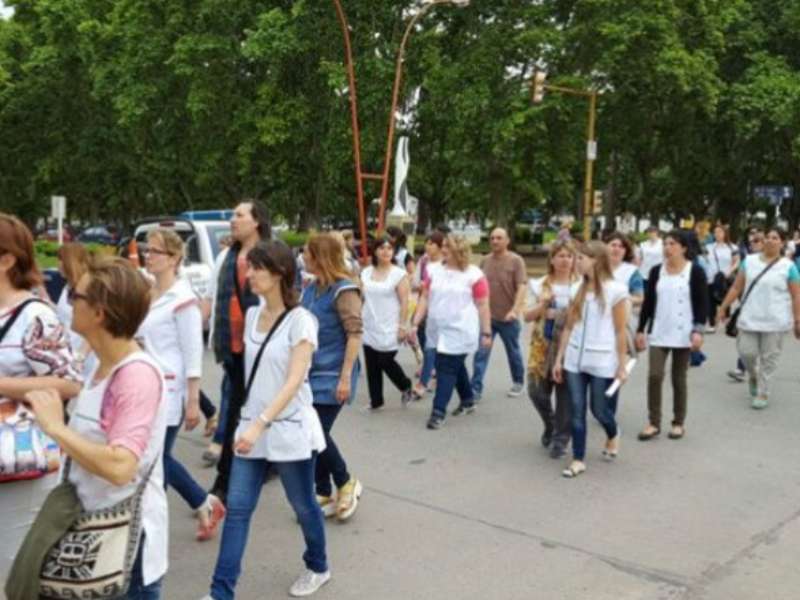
{"left": 204, "top": 241, "right": 329, "bottom": 599}
{"left": 0, "top": 214, "right": 82, "bottom": 582}
{"left": 22, "top": 257, "right": 167, "bottom": 598}
{"left": 139, "top": 229, "right": 226, "bottom": 542}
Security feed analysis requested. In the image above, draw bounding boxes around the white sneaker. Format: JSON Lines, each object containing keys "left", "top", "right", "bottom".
{"left": 507, "top": 382, "right": 524, "bottom": 397}
{"left": 289, "top": 569, "right": 331, "bottom": 597}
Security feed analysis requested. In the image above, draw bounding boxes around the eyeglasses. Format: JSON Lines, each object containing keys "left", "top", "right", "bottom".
{"left": 67, "top": 289, "right": 90, "bottom": 305}
{"left": 143, "top": 247, "right": 172, "bottom": 257}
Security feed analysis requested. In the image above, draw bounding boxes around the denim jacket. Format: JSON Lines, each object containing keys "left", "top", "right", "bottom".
{"left": 301, "top": 279, "right": 361, "bottom": 405}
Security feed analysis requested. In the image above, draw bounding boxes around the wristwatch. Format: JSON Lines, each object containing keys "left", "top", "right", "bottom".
{"left": 481, "top": 332, "right": 492, "bottom": 338}
{"left": 257, "top": 414, "right": 272, "bottom": 428}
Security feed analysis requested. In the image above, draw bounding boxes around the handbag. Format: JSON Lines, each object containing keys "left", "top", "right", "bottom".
{"left": 37, "top": 457, "right": 156, "bottom": 600}
{"left": 725, "top": 257, "right": 780, "bottom": 338}
{"left": 711, "top": 247, "right": 730, "bottom": 302}
{"left": 0, "top": 299, "right": 60, "bottom": 483}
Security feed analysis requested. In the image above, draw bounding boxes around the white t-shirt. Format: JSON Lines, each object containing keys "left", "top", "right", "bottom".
{"left": 426, "top": 264, "right": 485, "bottom": 355}
{"left": 237, "top": 307, "right": 326, "bottom": 462}
{"left": 361, "top": 265, "right": 407, "bottom": 352}
{"left": 706, "top": 242, "right": 738, "bottom": 282}
{"left": 638, "top": 239, "right": 664, "bottom": 280}
{"left": 649, "top": 263, "right": 694, "bottom": 348}
{"left": 564, "top": 280, "right": 629, "bottom": 379}
{"left": 528, "top": 277, "right": 581, "bottom": 310}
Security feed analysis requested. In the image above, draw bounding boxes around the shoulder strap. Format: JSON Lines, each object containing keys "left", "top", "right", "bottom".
{"left": 244, "top": 308, "right": 295, "bottom": 404}
{"left": 0, "top": 298, "right": 46, "bottom": 344}
{"left": 739, "top": 258, "right": 780, "bottom": 309}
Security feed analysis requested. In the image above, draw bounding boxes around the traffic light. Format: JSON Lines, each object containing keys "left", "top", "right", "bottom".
{"left": 531, "top": 71, "right": 547, "bottom": 104}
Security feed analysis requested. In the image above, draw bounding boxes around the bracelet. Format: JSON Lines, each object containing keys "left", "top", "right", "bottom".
{"left": 257, "top": 414, "right": 272, "bottom": 428}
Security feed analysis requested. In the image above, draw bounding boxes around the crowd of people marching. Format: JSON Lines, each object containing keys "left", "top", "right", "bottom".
{"left": 1, "top": 205, "right": 800, "bottom": 599}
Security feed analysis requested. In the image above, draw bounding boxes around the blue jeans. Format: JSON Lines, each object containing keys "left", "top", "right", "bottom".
{"left": 420, "top": 347, "right": 437, "bottom": 387}
{"left": 164, "top": 425, "right": 208, "bottom": 510}
{"left": 565, "top": 370, "right": 618, "bottom": 461}
{"left": 213, "top": 373, "right": 231, "bottom": 446}
{"left": 127, "top": 535, "right": 162, "bottom": 599}
{"left": 313, "top": 404, "right": 350, "bottom": 498}
{"left": 471, "top": 319, "right": 525, "bottom": 396}
{"left": 210, "top": 456, "right": 327, "bottom": 600}
{"left": 432, "top": 353, "right": 473, "bottom": 418}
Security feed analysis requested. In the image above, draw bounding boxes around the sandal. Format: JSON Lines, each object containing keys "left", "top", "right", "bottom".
{"left": 204, "top": 415, "right": 219, "bottom": 438}
{"left": 602, "top": 434, "right": 620, "bottom": 460}
{"left": 637, "top": 426, "right": 660, "bottom": 441}
{"left": 562, "top": 461, "right": 586, "bottom": 478}
{"left": 667, "top": 425, "right": 685, "bottom": 439}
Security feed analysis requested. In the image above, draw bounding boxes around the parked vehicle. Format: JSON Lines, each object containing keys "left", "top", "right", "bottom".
{"left": 37, "top": 227, "right": 75, "bottom": 243}
{"left": 78, "top": 225, "right": 119, "bottom": 246}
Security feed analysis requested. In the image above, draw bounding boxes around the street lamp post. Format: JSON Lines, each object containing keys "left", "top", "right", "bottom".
{"left": 330, "top": 0, "right": 469, "bottom": 255}
{"left": 531, "top": 72, "right": 599, "bottom": 241}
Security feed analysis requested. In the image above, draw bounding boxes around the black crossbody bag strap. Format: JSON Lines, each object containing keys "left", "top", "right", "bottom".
{"left": 739, "top": 258, "right": 780, "bottom": 309}
{"left": 243, "top": 308, "right": 294, "bottom": 404}
{"left": 0, "top": 298, "right": 45, "bottom": 344}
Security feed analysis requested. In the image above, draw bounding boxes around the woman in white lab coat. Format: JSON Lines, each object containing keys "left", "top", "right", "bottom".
{"left": 139, "top": 229, "right": 226, "bottom": 542}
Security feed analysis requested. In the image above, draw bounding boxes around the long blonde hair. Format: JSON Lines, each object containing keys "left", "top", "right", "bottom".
{"left": 306, "top": 232, "right": 353, "bottom": 287}
{"left": 569, "top": 241, "right": 614, "bottom": 322}
{"left": 541, "top": 239, "right": 578, "bottom": 297}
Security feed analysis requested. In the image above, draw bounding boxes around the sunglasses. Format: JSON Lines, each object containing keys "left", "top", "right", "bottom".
{"left": 67, "top": 289, "right": 90, "bottom": 305}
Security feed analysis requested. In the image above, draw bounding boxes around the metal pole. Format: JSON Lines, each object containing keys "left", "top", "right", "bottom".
{"left": 331, "top": 0, "right": 369, "bottom": 261}
{"left": 376, "top": 7, "right": 431, "bottom": 233}
{"left": 582, "top": 91, "right": 597, "bottom": 241}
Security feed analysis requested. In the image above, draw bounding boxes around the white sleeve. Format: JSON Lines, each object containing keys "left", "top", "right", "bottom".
{"left": 289, "top": 311, "right": 318, "bottom": 351}
{"left": 174, "top": 301, "right": 204, "bottom": 379}
{"left": 610, "top": 281, "right": 630, "bottom": 307}
{"left": 528, "top": 278, "right": 542, "bottom": 305}
{"left": 392, "top": 266, "right": 406, "bottom": 287}
{"left": 207, "top": 249, "right": 227, "bottom": 301}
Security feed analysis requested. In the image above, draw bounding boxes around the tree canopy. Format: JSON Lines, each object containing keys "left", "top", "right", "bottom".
{"left": 1, "top": 0, "right": 798, "bottom": 232}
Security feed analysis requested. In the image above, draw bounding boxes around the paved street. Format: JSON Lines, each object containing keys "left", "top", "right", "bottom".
{"left": 164, "top": 328, "right": 800, "bottom": 600}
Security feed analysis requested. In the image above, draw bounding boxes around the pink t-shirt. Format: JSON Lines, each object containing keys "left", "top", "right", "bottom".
{"left": 99, "top": 362, "right": 162, "bottom": 459}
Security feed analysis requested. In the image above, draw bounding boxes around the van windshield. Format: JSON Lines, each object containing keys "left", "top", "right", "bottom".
{"left": 206, "top": 225, "right": 231, "bottom": 258}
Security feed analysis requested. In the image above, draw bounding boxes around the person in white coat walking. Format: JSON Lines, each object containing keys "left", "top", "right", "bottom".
{"left": 140, "top": 229, "right": 225, "bottom": 541}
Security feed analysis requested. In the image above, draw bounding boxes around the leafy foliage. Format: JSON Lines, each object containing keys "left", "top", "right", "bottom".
{"left": 1, "top": 0, "right": 798, "bottom": 235}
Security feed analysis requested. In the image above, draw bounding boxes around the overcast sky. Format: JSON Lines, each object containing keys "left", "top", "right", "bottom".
{"left": 0, "top": 1, "right": 12, "bottom": 19}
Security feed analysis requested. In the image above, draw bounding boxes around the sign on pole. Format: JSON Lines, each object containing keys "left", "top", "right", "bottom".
{"left": 51, "top": 196, "right": 66, "bottom": 245}
{"left": 587, "top": 141, "right": 598, "bottom": 161}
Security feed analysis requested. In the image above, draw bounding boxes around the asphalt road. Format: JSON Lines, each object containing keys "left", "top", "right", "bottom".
{"left": 160, "top": 327, "right": 800, "bottom": 600}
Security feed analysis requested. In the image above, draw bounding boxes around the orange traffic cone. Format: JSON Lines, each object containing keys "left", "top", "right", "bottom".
{"left": 127, "top": 238, "right": 140, "bottom": 267}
